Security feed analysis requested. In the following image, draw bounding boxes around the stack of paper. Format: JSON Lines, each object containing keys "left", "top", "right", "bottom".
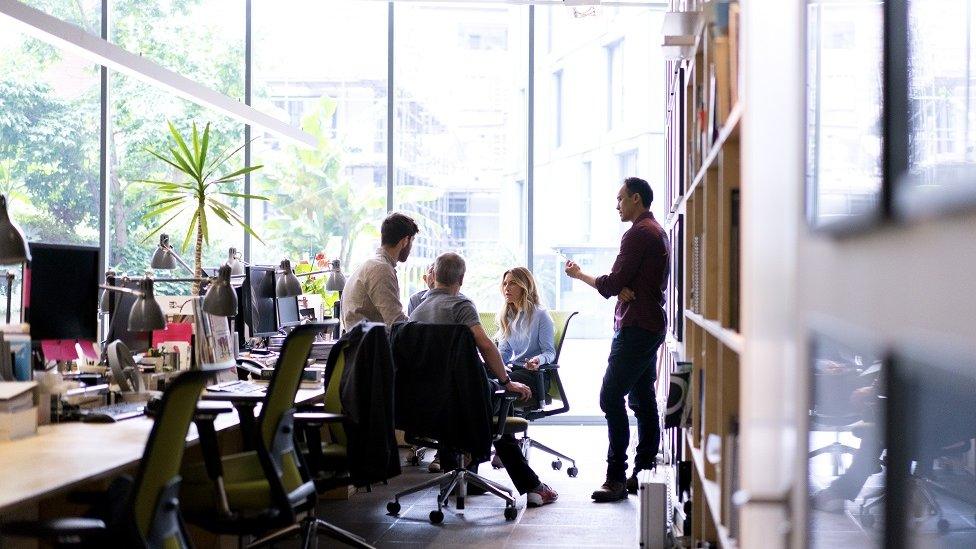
{"left": 0, "top": 382, "right": 38, "bottom": 440}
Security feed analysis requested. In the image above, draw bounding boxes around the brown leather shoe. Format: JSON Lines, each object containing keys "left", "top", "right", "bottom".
{"left": 626, "top": 473, "right": 639, "bottom": 495}
{"left": 591, "top": 480, "right": 627, "bottom": 502}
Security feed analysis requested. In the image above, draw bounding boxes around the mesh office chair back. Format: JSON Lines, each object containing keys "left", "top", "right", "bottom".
{"left": 323, "top": 340, "right": 349, "bottom": 447}
{"left": 257, "top": 322, "right": 325, "bottom": 496}
{"left": 130, "top": 370, "right": 210, "bottom": 547}
{"left": 545, "top": 310, "right": 577, "bottom": 405}
{"left": 478, "top": 311, "right": 500, "bottom": 341}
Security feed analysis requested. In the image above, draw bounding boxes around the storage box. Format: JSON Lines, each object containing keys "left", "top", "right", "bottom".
{"left": 0, "top": 406, "right": 38, "bottom": 440}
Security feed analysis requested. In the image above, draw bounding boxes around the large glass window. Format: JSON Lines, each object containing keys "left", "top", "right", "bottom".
{"left": 108, "top": 0, "right": 245, "bottom": 280}
{"left": 805, "top": 0, "right": 883, "bottom": 228}
{"left": 250, "top": 0, "right": 388, "bottom": 274}
{"left": 0, "top": 1, "right": 101, "bottom": 247}
{"left": 394, "top": 2, "right": 528, "bottom": 312}
{"left": 534, "top": 6, "right": 665, "bottom": 415}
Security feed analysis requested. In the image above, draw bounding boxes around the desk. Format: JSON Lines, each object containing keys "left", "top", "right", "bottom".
{"left": 0, "top": 388, "right": 323, "bottom": 516}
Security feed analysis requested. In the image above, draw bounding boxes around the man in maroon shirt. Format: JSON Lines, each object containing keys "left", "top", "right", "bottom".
{"left": 565, "top": 177, "right": 670, "bottom": 502}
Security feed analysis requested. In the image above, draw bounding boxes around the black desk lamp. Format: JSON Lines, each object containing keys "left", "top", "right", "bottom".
{"left": 100, "top": 277, "right": 167, "bottom": 332}
{"left": 0, "top": 195, "right": 30, "bottom": 324}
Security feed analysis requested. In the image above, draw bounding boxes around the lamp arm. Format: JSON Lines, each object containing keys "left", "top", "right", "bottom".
{"left": 99, "top": 284, "right": 146, "bottom": 298}
{"left": 166, "top": 245, "right": 211, "bottom": 278}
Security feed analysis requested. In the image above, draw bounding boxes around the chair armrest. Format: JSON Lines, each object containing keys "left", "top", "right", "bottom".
{"left": 294, "top": 412, "right": 346, "bottom": 426}
{"left": 194, "top": 401, "right": 234, "bottom": 420}
{"left": 537, "top": 362, "right": 559, "bottom": 370}
{"left": 0, "top": 518, "right": 106, "bottom": 540}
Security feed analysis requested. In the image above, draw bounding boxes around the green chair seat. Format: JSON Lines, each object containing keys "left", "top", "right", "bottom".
{"left": 500, "top": 417, "right": 528, "bottom": 435}
{"left": 182, "top": 451, "right": 276, "bottom": 511}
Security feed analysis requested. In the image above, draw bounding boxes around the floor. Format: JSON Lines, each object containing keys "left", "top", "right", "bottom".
{"left": 809, "top": 432, "right": 976, "bottom": 548}
{"left": 317, "top": 425, "right": 640, "bottom": 548}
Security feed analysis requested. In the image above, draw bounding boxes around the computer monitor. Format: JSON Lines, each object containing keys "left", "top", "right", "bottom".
{"left": 277, "top": 296, "right": 301, "bottom": 328}
{"left": 244, "top": 265, "right": 278, "bottom": 337}
{"left": 27, "top": 242, "right": 99, "bottom": 342}
{"left": 105, "top": 277, "right": 151, "bottom": 353}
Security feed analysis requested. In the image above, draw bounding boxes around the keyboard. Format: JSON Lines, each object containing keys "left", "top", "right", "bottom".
{"left": 78, "top": 402, "right": 146, "bottom": 423}
{"left": 207, "top": 380, "right": 265, "bottom": 395}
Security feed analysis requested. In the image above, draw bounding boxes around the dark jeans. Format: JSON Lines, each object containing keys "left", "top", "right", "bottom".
{"left": 440, "top": 436, "right": 540, "bottom": 494}
{"left": 510, "top": 367, "right": 547, "bottom": 409}
{"left": 601, "top": 326, "right": 666, "bottom": 481}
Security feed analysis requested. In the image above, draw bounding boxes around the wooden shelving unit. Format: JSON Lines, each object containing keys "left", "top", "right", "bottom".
{"left": 663, "top": 1, "right": 742, "bottom": 547}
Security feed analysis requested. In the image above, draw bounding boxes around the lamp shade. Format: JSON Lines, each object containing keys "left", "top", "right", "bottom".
{"left": 203, "top": 265, "right": 238, "bottom": 316}
{"left": 226, "top": 247, "right": 245, "bottom": 277}
{"left": 150, "top": 234, "right": 177, "bottom": 270}
{"left": 276, "top": 259, "right": 302, "bottom": 297}
{"left": 99, "top": 270, "right": 117, "bottom": 313}
{"left": 325, "top": 259, "right": 346, "bottom": 292}
{"left": 0, "top": 195, "right": 30, "bottom": 265}
{"left": 128, "top": 277, "right": 166, "bottom": 331}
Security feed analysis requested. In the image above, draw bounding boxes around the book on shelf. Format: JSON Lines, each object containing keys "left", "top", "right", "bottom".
{"left": 729, "top": 2, "right": 741, "bottom": 107}
{"left": 729, "top": 189, "right": 740, "bottom": 331}
{"left": 691, "top": 235, "right": 702, "bottom": 314}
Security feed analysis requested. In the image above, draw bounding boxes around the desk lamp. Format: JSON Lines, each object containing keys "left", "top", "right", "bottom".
{"left": 100, "top": 276, "right": 167, "bottom": 332}
{"left": 275, "top": 259, "right": 303, "bottom": 298}
{"left": 0, "top": 195, "right": 30, "bottom": 324}
{"left": 225, "top": 247, "right": 246, "bottom": 277}
{"left": 202, "top": 265, "right": 238, "bottom": 317}
{"left": 151, "top": 234, "right": 212, "bottom": 277}
{"left": 325, "top": 259, "right": 346, "bottom": 322}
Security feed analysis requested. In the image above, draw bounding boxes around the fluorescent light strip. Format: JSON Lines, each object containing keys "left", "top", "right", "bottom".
{"left": 0, "top": 0, "right": 315, "bottom": 148}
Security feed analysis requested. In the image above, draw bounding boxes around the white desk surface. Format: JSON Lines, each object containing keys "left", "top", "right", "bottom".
{"left": 0, "top": 388, "right": 324, "bottom": 515}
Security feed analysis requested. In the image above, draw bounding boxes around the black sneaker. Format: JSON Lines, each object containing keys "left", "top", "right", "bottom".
{"left": 591, "top": 480, "right": 627, "bottom": 502}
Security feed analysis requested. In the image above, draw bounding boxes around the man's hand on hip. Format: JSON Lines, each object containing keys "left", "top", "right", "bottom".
{"left": 618, "top": 287, "right": 636, "bottom": 303}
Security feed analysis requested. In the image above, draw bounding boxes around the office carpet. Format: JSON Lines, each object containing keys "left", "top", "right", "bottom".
{"left": 317, "top": 425, "right": 641, "bottom": 548}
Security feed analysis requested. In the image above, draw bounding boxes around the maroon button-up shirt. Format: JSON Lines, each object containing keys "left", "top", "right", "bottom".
{"left": 595, "top": 211, "right": 670, "bottom": 334}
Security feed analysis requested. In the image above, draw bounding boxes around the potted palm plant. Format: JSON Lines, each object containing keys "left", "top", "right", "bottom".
{"left": 139, "top": 121, "right": 266, "bottom": 293}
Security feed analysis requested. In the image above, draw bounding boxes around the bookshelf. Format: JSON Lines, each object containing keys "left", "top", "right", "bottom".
{"left": 663, "top": 1, "right": 742, "bottom": 547}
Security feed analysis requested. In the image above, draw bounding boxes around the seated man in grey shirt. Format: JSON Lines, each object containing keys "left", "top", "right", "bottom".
{"left": 409, "top": 252, "right": 559, "bottom": 508}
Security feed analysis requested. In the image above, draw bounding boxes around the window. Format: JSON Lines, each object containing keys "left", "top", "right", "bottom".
{"left": 394, "top": 3, "right": 528, "bottom": 313}
{"left": 553, "top": 69, "right": 564, "bottom": 148}
{"left": 607, "top": 39, "right": 624, "bottom": 130}
{"left": 250, "top": 0, "right": 388, "bottom": 272}
{"left": 534, "top": 6, "right": 664, "bottom": 416}
{"left": 618, "top": 149, "right": 639, "bottom": 180}
{"left": 0, "top": 1, "right": 100, "bottom": 248}
{"left": 108, "top": 0, "right": 245, "bottom": 276}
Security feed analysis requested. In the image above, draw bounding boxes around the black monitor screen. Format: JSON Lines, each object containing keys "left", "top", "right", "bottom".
{"left": 105, "top": 277, "right": 150, "bottom": 353}
{"left": 245, "top": 266, "right": 277, "bottom": 337}
{"left": 277, "top": 296, "right": 300, "bottom": 328}
{"left": 28, "top": 243, "right": 99, "bottom": 341}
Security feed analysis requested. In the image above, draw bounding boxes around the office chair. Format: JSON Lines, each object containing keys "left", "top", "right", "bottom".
{"left": 499, "top": 310, "right": 579, "bottom": 477}
{"left": 297, "top": 335, "right": 352, "bottom": 492}
{"left": 809, "top": 368, "right": 864, "bottom": 476}
{"left": 387, "top": 323, "right": 519, "bottom": 524}
{"left": 479, "top": 311, "right": 500, "bottom": 340}
{"left": 0, "top": 370, "right": 214, "bottom": 548}
{"left": 179, "top": 323, "right": 373, "bottom": 549}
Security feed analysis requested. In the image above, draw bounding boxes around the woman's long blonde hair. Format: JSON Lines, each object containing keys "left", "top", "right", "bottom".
{"left": 498, "top": 267, "right": 541, "bottom": 338}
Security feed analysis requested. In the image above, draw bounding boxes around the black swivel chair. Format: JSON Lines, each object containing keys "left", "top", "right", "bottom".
{"left": 386, "top": 323, "right": 519, "bottom": 524}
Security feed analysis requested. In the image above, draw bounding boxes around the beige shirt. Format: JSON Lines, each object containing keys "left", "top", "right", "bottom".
{"left": 341, "top": 247, "right": 408, "bottom": 329}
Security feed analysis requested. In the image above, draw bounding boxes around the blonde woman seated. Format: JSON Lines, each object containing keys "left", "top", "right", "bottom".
{"left": 497, "top": 267, "right": 556, "bottom": 406}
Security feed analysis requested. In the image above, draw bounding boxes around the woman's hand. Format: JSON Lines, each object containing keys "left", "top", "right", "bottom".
{"left": 525, "top": 357, "right": 541, "bottom": 371}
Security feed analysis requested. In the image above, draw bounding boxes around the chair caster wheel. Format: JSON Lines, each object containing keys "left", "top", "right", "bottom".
{"left": 387, "top": 501, "right": 401, "bottom": 515}
{"left": 938, "top": 518, "right": 949, "bottom": 534}
{"left": 567, "top": 466, "right": 578, "bottom": 478}
{"left": 430, "top": 510, "right": 444, "bottom": 524}
{"left": 504, "top": 506, "right": 518, "bottom": 521}
{"left": 551, "top": 460, "right": 562, "bottom": 471}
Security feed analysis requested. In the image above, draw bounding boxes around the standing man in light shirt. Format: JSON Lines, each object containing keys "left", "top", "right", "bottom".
{"left": 341, "top": 212, "right": 420, "bottom": 330}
